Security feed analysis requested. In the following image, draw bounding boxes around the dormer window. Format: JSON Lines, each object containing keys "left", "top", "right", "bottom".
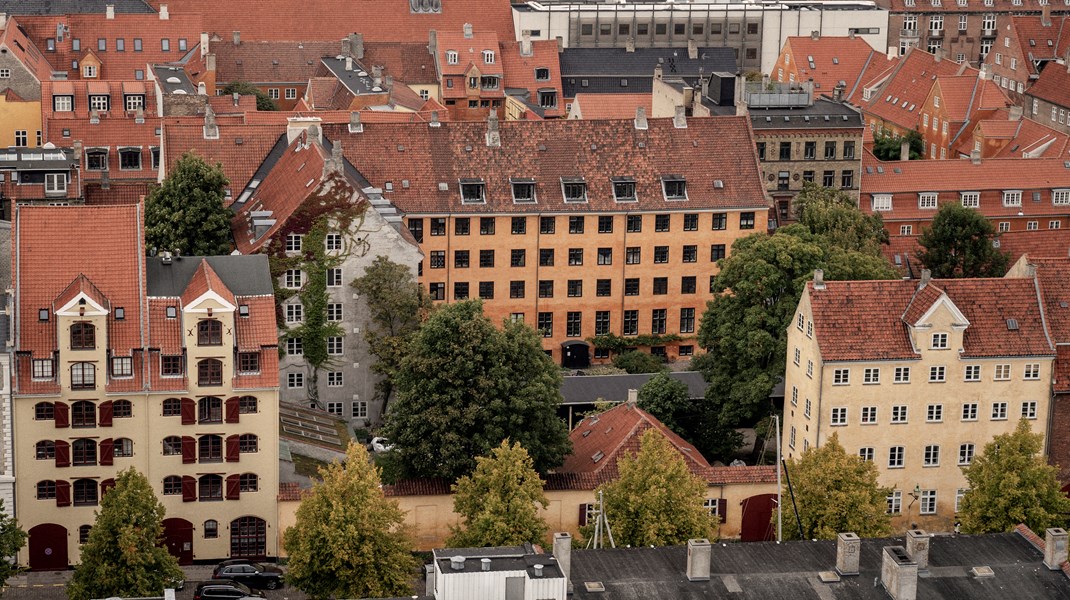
{"left": 114, "top": 307, "right": 125, "bottom": 320}
{"left": 39, "top": 308, "right": 49, "bottom": 322}
{"left": 535, "top": 67, "right": 550, "bottom": 81}
{"left": 82, "top": 64, "right": 97, "bottom": 78}
{"left": 612, "top": 177, "right": 637, "bottom": 202}
{"left": 1002, "top": 190, "right": 1022, "bottom": 207}
{"left": 124, "top": 94, "right": 144, "bottom": 111}
{"left": 562, "top": 178, "right": 587, "bottom": 203}
{"left": 86, "top": 148, "right": 108, "bottom": 171}
{"left": 918, "top": 192, "right": 939, "bottom": 209}
{"left": 53, "top": 95, "right": 73, "bottom": 112}
{"left": 71, "top": 322, "right": 95, "bottom": 350}
{"left": 872, "top": 194, "right": 892, "bottom": 212}
{"left": 483, "top": 50, "right": 495, "bottom": 64}
{"left": 662, "top": 176, "right": 687, "bottom": 200}
{"left": 197, "top": 319, "right": 223, "bottom": 346}
{"left": 961, "top": 192, "right": 980, "bottom": 208}
{"left": 1053, "top": 190, "right": 1070, "bottom": 206}
{"left": 238, "top": 305, "right": 250, "bottom": 317}
{"left": 511, "top": 178, "right": 536, "bottom": 203}
{"left": 89, "top": 94, "right": 109, "bottom": 112}
{"left": 931, "top": 332, "right": 949, "bottom": 349}
{"left": 459, "top": 179, "right": 486, "bottom": 204}
{"left": 446, "top": 50, "right": 458, "bottom": 65}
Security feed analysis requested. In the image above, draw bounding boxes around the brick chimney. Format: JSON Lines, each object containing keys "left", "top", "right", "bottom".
{"left": 919, "top": 268, "right": 931, "bottom": 288}
{"left": 1044, "top": 528, "right": 1068, "bottom": 570}
{"left": 686, "top": 539, "right": 712, "bottom": 582}
{"left": 348, "top": 33, "right": 364, "bottom": 60}
{"left": 200, "top": 33, "right": 209, "bottom": 59}
{"left": 881, "top": 546, "right": 918, "bottom": 600}
{"left": 485, "top": 110, "right": 500, "bottom": 148}
{"left": 348, "top": 111, "right": 363, "bottom": 133}
{"left": 73, "top": 140, "right": 83, "bottom": 161}
{"left": 810, "top": 30, "right": 819, "bottom": 40}
{"left": 626, "top": 389, "right": 638, "bottom": 407}
{"left": 429, "top": 110, "right": 441, "bottom": 127}
{"left": 970, "top": 149, "right": 981, "bottom": 165}
{"left": 1042, "top": 3, "right": 1052, "bottom": 27}
{"left": 836, "top": 532, "right": 861, "bottom": 576}
{"left": 206, "top": 53, "right": 216, "bottom": 73}
{"left": 0, "top": 14, "right": 7, "bottom": 30}
{"left": 626, "top": 37, "right": 635, "bottom": 53}
{"left": 203, "top": 105, "right": 219, "bottom": 140}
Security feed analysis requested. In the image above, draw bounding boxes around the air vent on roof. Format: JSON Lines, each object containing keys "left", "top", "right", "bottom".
{"left": 971, "top": 566, "right": 995, "bottom": 578}
{"left": 372, "top": 86, "right": 382, "bottom": 92}
{"left": 584, "top": 582, "right": 606, "bottom": 593}
{"left": 590, "top": 144, "right": 597, "bottom": 150}
{"left": 866, "top": 166, "right": 873, "bottom": 174}
{"left": 397, "top": 144, "right": 405, "bottom": 152}
{"left": 174, "top": 90, "right": 187, "bottom": 95}
{"left": 824, "top": 115, "right": 830, "bottom": 121}
{"left": 1063, "top": 161, "right": 1070, "bottom": 169}
{"left": 582, "top": 429, "right": 592, "bottom": 437}
{"left": 538, "top": 144, "right": 547, "bottom": 151}
{"left": 385, "top": 182, "right": 393, "bottom": 191}
{"left": 235, "top": 138, "right": 243, "bottom": 145}
{"left": 358, "top": 71, "right": 368, "bottom": 76}
{"left": 842, "top": 115, "right": 849, "bottom": 121}
{"left": 166, "top": 76, "right": 181, "bottom": 84}
{"left": 765, "top": 116, "right": 772, "bottom": 122}
{"left": 893, "top": 168, "right": 901, "bottom": 174}
{"left": 1007, "top": 319, "right": 1019, "bottom": 330}
{"left": 637, "top": 142, "right": 645, "bottom": 148}
{"left": 438, "top": 182, "right": 449, "bottom": 191}
{"left": 713, "top": 180, "right": 724, "bottom": 189}
{"left": 895, "top": 254, "right": 903, "bottom": 266}
{"left": 832, "top": 57, "right": 839, "bottom": 64}
{"left": 804, "top": 115, "right": 810, "bottom": 122}
{"left": 272, "top": 59, "right": 279, "bottom": 65}
{"left": 784, "top": 116, "right": 790, "bottom": 122}
{"left": 464, "top": 145, "right": 472, "bottom": 152}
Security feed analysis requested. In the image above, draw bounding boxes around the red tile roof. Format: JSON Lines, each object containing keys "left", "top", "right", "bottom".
{"left": 782, "top": 35, "right": 881, "bottom": 95}
{"left": 363, "top": 41, "right": 438, "bottom": 85}
{"left": 234, "top": 296, "right": 278, "bottom": 352}
{"left": 862, "top": 48, "right": 971, "bottom": 130}
{"left": 435, "top": 30, "right": 504, "bottom": 78}
{"left": 383, "top": 478, "right": 453, "bottom": 497}
{"left": 278, "top": 482, "right": 304, "bottom": 501}
{"left": 1023, "top": 256, "right": 1070, "bottom": 345}
{"left": 809, "top": 277, "right": 1055, "bottom": 361}
{"left": 499, "top": 40, "right": 564, "bottom": 118}
{"left": 144, "top": 0, "right": 515, "bottom": 44}
{"left": 933, "top": 75, "right": 1008, "bottom": 123}
{"left": 213, "top": 40, "right": 338, "bottom": 84}
{"left": 981, "top": 115, "right": 1070, "bottom": 158}
{"left": 163, "top": 121, "right": 285, "bottom": 190}
{"left": 569, "top": 93, "right": 652, "bottom": 120}
{"left": 0, "top": 16, "right": 53, "bottom": 85}
{"left": 324, "top": 116, "right": 769, "bottom": 215}
{"left": 1008, "top": 16, "right": 1070, "bottom": 79}
{"left": 885, "top": 0, "right": 1059, "bottom": 10}
{"left": 147, "top": 297, "right": 182, "bottom": 353}
{"left": 180, "top": 259, "right": 235, "bottom": 308}
{"left": 1028, "top": 60, "right": 1070, "bottom": 108}
{"left": 85, "top": 181, "right": 153, "bottom": 205}
{"left": 848, "top": 55, "right": 901, "bottom": 105}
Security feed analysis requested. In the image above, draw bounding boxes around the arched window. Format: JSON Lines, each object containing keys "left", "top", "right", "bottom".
{"left": 78, "top": 524, "right": 92, "bottom": 544}
{"left": 238, "top": 396, "right": 257, "bottom": 414}
{"left": 198, "top": 435, "right": 222, "bottom": 462}
{"left": 198, "top": 397, "right": 222, "bottom": 423}
{"left": 34, "top": 402, "right": 55, "bottom": 420}
{"left": 230, "top": 516, "right": 267, "bottom": 558}
{"left": 239, "top": 473, "right": 258, "bottom": 492}
{"left": 198, "top": 474, "right": 222, "bottom": 501}
{"left": 197, "top": 319, "right": 222, "bottom": 346}
{"left": 113, "top": 438, "right": 133, "bottom": 457}
{"left": 36, "top": 480, "right": 56, "bottom": 500}
{"left": 162, "top": 398, "right": 181, "bottom": 416}
{"left": 35, "top": 440, "right": 55, "bottom": 460}
{"left": 113, "top": 400, "right": 133, "bottom": 418}
{"left": 72, "top": 439, "right": 96, "bottom": 465}
{"left": 73, "top": 478, "right": 98, "bottom": 506}
{"left": 70, "top": 322, "right": 96, "bottom": 350}
{"left": 239, "top": 434, "right": 258, "bottom": 453}
{"left": 198, "top": 359, "right": 222, "bottom": 386}
{"left": 204, "top": 519, "right": 219, "bottom": 538}
{"left": 162, "top": 475, "right": 182, "bottom": 495}
{"left": 162, "top": 436, "right": 182, "bottom": 455}
{"left": 71, "top": 362, "right": 96, "bottom": 390}
{"left": 71, "top": 400, "right": 95, "bottom": 428}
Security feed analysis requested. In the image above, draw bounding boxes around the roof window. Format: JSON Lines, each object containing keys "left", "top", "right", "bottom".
{"left": 459, "top": 178, "right": 486, "bottom": 204}
{"left": 612, "top": 177, "right": 637, "bottom": 203}
{"left": 662, "top": 175, "right": 687, "bottom": 201}
{"left": 561, "top": 178, "right": 587, "bottom": 203}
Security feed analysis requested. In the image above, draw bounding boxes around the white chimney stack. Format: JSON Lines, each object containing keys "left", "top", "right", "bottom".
{"left": 634, "top": 106, "right": 648, "bottom": 130}
{"left": 450, "top": 556, "right": 465, "bottom": 571}
{"left": 200, "top": 32, "right": 209, "bottom": 59}
{"left": 1044, "top": 528, "right": 1068, "bottom": 570}
{"left": 881, "top": 546, "right": 918, "bottom": 600}
{"left": 905, "top": 530, "right": 930, "bottom": 571}
{"left": 480, "top": 558, "right": 491, "bottom": 572}
{"left": 463, "top": 22, "right": 473, "bottom": 38}
{"left": 686, "top": 539, "right": 712, "bottom": 581}
{"left": 813, "top": 269, "right": 825, "bottom": 290}
{"left": 553, "top": 533, "right": 572, "bottom": 581}
{"left": 673, "top": 105, "right": 687, "bottom": 128}
{"left": 836, "top": 532, "right": 860, "bottom": 576}
{"left": 920, "top": 268, "right": 931, "bottom": 288}
{"left": 159, "top": 4, "right": 169, "bottom": 19}
{"left": 626, "top": 389, "right": 638, "bottom": 407}
{"left": 106, "top": 4, "right": 115, "bottom": 19}
{"left": 232, "top": 30, "right": 241, "bottom": 46}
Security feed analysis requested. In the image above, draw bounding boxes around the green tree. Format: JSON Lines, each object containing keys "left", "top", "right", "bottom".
{"left": 283, "top": 442, "right": 417, "bottom": 599}
{"left": 67, "top": 469, "right": 183, "bottom": 600}
{"left": 794, "top": 182, "right": 888, "bottom": 255}
{"left": 588, "top": 430, "right": 713, "bottom": 546}
{"left": 785, "top": 434, "right": 892, "bottom": 540}
{"left": 351, "top": 256, "right": 431, "bottom": 417}
{"left": 222, "top": 81, "right": 278, "bottom": 111}
{"left": 636, "top": 372, "right": 691, "bottom": 434}
{"left": 144, "top": 152, "right": 233, "bottom": 256}
{"left": 958, "top": 420, "right": 1070, "bottom": 534}
{"left": 0, "top": 500, "right": 26, "bottom": 590}
{"left": 612, "top": 350, "right": 665, "bottom": 374}
{"left": 695, "top": 226, "right": 896, "bottom": 457}
{"left": 384, "top": 300, "right": 571, "bottom": 480}
{"left": 917, "top": 201, "right": 1009, "bottom": 278}
{"left": 872, "top": 129, "right": 923, "bottom": 161}
{"left": 447, "top": 440, "right": 550, "bottom": 548}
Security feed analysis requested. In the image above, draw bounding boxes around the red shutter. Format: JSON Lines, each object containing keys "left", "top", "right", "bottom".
{"left": 100, "top": 478, "right": 115, "bottom": 496}
{"left": 717, "top": 499, "right": 727, "bottom": 524}
{"left": 181, "top": 436, "right": 196, "bottom": 464}
{"left": 225, "top": 396, "right": 240, "bottom": 424}
{"left": 225, "top": 435, "right": 240, "bottom": 462}
{"left": 56, "top": 480, "right": 70, "bottom": 507}
{"left": 181, "top": 476, "right": 196, "bottom": 502}
{"left": 180, "top": 398, "right": 195, "bottom": 425}
{"left": 578, "top": 504, "right": 588, "bottom": 527}
{"left": 55, "top": 440, "right": 70, "bottom": 468}
{"left": 54, "top": 401, "right": 69, "bottom": 428}
{"left": 225, "top": 474, "right": 241, "bottom": 500}
{"left": 98, "top": 401, "right": 113, "bottom": 427}
{"left": 99, "top": 438, "right": 114, "bottom": 466}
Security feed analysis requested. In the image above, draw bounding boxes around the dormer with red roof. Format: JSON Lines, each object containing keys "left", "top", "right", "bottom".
{"left": 431, "top": 24, "right": 506, "bottom": 120}
{"left": 0, "top": 15, "right": 50, "bottom": 148}
{"left": 984, "top": 13, "right": 1070, "bottom": 102}
{"left": 861, "top": 47, "right": 973, "bottom": 139}
{"left": 917, "top": 72, "right": 1009, "bottom": 158}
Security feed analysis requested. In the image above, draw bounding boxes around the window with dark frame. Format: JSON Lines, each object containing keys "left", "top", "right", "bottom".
{"left": 511, "top": 180, "right": 536, "bottom": 203}
{"left": 510, "top": 281, "right": 525, "bottom": 298}
{"left": 562, "top": 179, "right": 587, "bottom": 203}
{"left": 654, "top": 246, "right": 669, "bottom": 263}
{"left": 613, "top": 178, "right": 637, "bottom": 202}
{"left": 625, "top": 278, "right": 640, "bottom": 295}
{"left": 454, "top": 217, "right": 470, "bottom": 236}
{"left": 199, "top": 435, "right": 222, "bottom": 462}
{"left": 511, "top": 249, "right": 526, "bottom": 267}
{"left": 653, "top": 277, "right": 668, "bottom": 294}
{"left": 566, "top": 312, "right": 582, "bottom": 337}
{"left": 74, "top": 479, "right": 98, "bottom": 506}
{"left": 598, "top": 215, "right": 613, "bottom": 233}
{"left": 539, "top": 280, "right": 553, "bottom": 298}
{"left": 479, "top": 281, "right": 494, "bottom": 299}
{"left": 161, "top": 355, "right": 183, "bottom": 376}
{"left": 71, "top": 322, "right": 95, "bottom": 350}
{"left": 662, "top": 177, "right": 687, "bottom": 200}
{"left": 595, "top": 311, "right": 610, "bottom": 335}
{"left": 568, "top": 248, "right": 583, "bottom": 265}
{"left": 683, "top": 213, "right": 698, "bottom": 231}
{"left": 197, "top": 359, "right": 223, "bottom": 386}
{"left": 540, "top": 216, "right": 555, "bottom": 234}
{"left": 71, "top": 362, "right": 95, "bottom": 390}
{"left": 712, "top": 213, "right": 727, "bottom": 230}
{"left": 238, "top": 352, "right": 260, "bottom": 373}
{"left": 479, "top": 249, "right": 494, "bottom": 268}
{"left": 537, "top": 312, "right": 553, "bottom": 337}
{"left": 539, "top": 249, "right": 554, "bottom": 266}
{"left": 480, "top": 217, "right": 495, "bottom": 235}
{"left": 162, "top": 399, "right": 181, "bottom": 417}
{"left": 681, "top": 276, "right": 697, "bottom": 294}
{"left": 511, "top": 217, "right": 526, "bottom": 234}
{"left": 454, "top": 282, "right": 469, "bottom": 300}
{"left": 740, "top": 212, "right": 756, "bottom": 229}
{"left": 596, "top": 279, "right": 611, "bottom": 296}
{"left": 198, "top": 474, "right": 223, "bottom": 501}
{"left": 197, "top": 320, "right": 222, "bottom": 345}
{"left": 567, "top": 280, "right": 583, "bottom": 297}
{"left": 623, "top": 310, "right": 639, "bottom": 335}
{"left": 627, "top": 214, "right": 642, "bottom": 232}
{"left": 239, "top": 396, "right": 258, "bottom": 413}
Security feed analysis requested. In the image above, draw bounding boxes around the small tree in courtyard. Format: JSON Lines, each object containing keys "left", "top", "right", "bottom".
{"left": 144, "top": 152, "right": 233, "bottom": 256}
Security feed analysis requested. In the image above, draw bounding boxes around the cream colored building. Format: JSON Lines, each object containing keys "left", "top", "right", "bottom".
{"left": 12, "top": 205, "right": 280, "bottom": 569}
{"left": 784, "top": 270, "right": 1055, "bottom": 532}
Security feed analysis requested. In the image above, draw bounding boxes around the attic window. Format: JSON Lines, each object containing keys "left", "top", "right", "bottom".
{"left": 238, "top": 305, "right": 250, "bottom": 317}
{"left": 535, "top": 67, "right": 550, "bottom": 81}
{"left": 511, "top": 178, "right": 536, "bottom": 203}
{"left": 446, "top": 50, "right": 458, "bottom": 65}
{"left": 591, "top": 450, "right": 605, "bottom": 463}
{"left": 662, "top": 175, "right": 687, "bottom": 201}
{"left": 459, "top": 179, "right": 486, "bottom": 204}
{"left": 1002, "top": 190, "right": 1022, "bottom": 207}
{"left": 114, "top": 307, "right": 125, "bottom": 320}
{"left": 612, "top": 177, "right": 637, "bottom": 202}
{"left": 1007, "top": 319, "right": 1019, "bottom": 330}
{"left": 562, "top": 178, "right": 587, "bottom": 203}
{"left": 38, "top": 308, "right": 49, "bottom": 322}
{"left": 165, "top": 306, "right": 177, "bottom": 319}
{"left": 483, "top": 50, "right": 495, "bottom": 64}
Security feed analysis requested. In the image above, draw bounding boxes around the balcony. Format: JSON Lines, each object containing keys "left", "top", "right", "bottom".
{"left": 902, "top": 28, "right": 920, "bottom": 38}
{"left": 929, "top": 28, "right": 944, "bottom": 38}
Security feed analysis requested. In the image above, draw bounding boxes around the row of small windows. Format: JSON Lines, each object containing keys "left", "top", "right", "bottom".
{"left": 435, "top": 277, "right": 708, "bottom": 302}
{"left": 160, "top": 433, "right": 260, "bottom": 461}
{"left": 499, "top": 308, "right": 693, "bottom": 338}
{"left": 444, "top": 49, "right": 495, "bottom": 65}
{"left": 286, "top": 371, "right": 352, "bottom": 391}
{"left": 428, "top": 245, "right": 726, "bottom": 269}
{"left": 282, "top": 268, "right": 344, "bottom": 289}
{"left": 36, "top": 473, "right": 255, "bottom": 506}
{"left": 285, "top": 336, "right": 345, "bottom": 357}
{"left": 847, "top": 443, "right": 979, "bottom": 471}
{"left": 756, "top": 140, "right": 856, "bottom": 161}
{"left": 34, "top": 396, "right": 258, "bottom": 423}
{"left": 578, "top": 20, "right": 759, "bottom": 37}
{"left": 52, "top": 93, "right": 146, "bottom": 113}
{"left": 406, "top": 212, "right": 755, "bottom": 242}
{"left": 284, "top": 233, "right": 344, "bottom": 252}
{"left": 815, "top": 363, "right": 1042, "bottom": 385}
{"left": 35, "top": 438, "right": 132, "bottom": 464}
{"left": 871, "top": 189, "right": 1070, "bottom": 212}
{"left": 453, "top": 176, "right": 692, "bottom": 205}
{"left": 45, "top": 37, "right": 186, "bottom": 53}
{"left": 34, "top": 353, "right": 259, "bottom": 382}
{"left": 813, "top": 401, "right": 1038, "bottom": 425}
{"left": 285, "top": 302, "right": 344, "bottom": 323}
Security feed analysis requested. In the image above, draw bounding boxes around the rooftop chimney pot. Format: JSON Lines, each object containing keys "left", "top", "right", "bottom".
{"left": 813, "top": 269, "right": 826, "bottom": 290}
{"left": 480, "top": 558, "right": 491, "bottom": 572}
{"left": 200, "top": 33, "right": 210, "bottom": 59}
{"left": 106, "top": 4, "right": 115, "bottom": 19}
{"left": 232, "top": 92, "right": 240, "bottom": 106}
{"left": 905, "top": 530, "right": 930, "bottom": 572}
{"left": 687, "top": 39, "right": 698, "bottom": 60}
{"left": 521, "top": 30, "right": 533, "bottom": 57}
{"left": 626, "top": 37, "right": 636, "bottom": 53}
{"left": 810, "top": 30, "right": 819, "bottom": 40}
{"left": 970, "top": 149, "right": 981, "bottom": 164}
{"left": 626, "top": 389, "right": 638, "bottom": 407}
{"left": 686, "top": 539, "right": 712, "bottom": 581}
{"left": 634, "top": 106, "right": 648, "bottom": 130}
{"left": 486, "top": 111, "right": 501, "bottom": 148}
{"left": 533, "top": 564, "right": 544, "bottom": 578}
{"left": 920, "top": 269, "right": 932, "bottom": 288}
{"left": 450, "top": 556, "right": 465, "bottom": 571}
{"left": 159, "top": 4, "right": 169, "bottom": 19}
{"left": 232, "top": 31, "right": 241, "bottom": 46}
{"left": 881, "top": 546, "right": 918, "bottom": 600}
{"left": 349, "top": 111, "right": 363, "bottom": 133}
{"left": 1044, "top": 528, "right": 1068, "bottom": 570}
{"left": 836, "top": 533, "right": 861, "bottom": 576}
{"left": 553, "top": 533, "right": 572, "bottom": 581}
{"left": 900, "top": 139, "right": 911, "bottom": 161}
{"left": 673, "top": 105, "right": 687, "bottom": 128}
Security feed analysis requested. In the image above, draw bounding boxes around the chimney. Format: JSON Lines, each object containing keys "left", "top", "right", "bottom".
{"left": 1044, "top": 528, "right": 1068, "bottom": 570}
{"left": 673, "top": 105, "right": 687, "bottom": 128}
{"left": 159, "top": 4, "right": 169, "bottom": 19}
{"left": 73, "top": 140, "right": 83, "bottom": 160}
{"left": 900, "top": 139, "right": 911, "bottom": 161}
{"left": 324, "top": 138, "right": 344, "bottom": 177}
{"left": 161, "top": 251, "right": 173, "bottom": 265}
{"left": 286, "top": 117, "right": 322, "bottom": 145}
{"left": 626, "top": 37, "right": 635, "bottom": 53}
{"left": 556, "top": 36, "right": 564, "bottom": 53}
{"left": 384, "top": 75, "right": 393, "bottom": 90}
{"left": 934, "top": 47, "right": 943, "bottom": 62}
{"left": 349, "top": 111, "right": 363, "bottom": 133}
{"left": 345, "top": 56, "right": 353, "bottom": 71}
{"left": 341, "top": 37, "right": 351, "bottom": 58}
{"left": 89, "top": 109, "right": 100, "bottom": 125}
{"left": 836, "top": 533, "right": 861, "bottom": 576}
{"left": 232, "top": 92, "right": 240, "bottom": 106}
{"left": 687, "top": 39, "right": 698, "bottom": 60}
{"left": 881, "top": 547, "right": 918, "bottom": 600}
{"left": 429, "top": 110, "right": 441, "bottom": 127}
{"left": 206, "top": 53, "right": 216, "bottom": 73}
{"left": 200, "top": 33, "right": 210, "bottom": 59}
{"left": 920, "top": 268, "right": 931, "bottom": 288}
{"left": 686, "top": 539, "right": 712, "bottom": 582}
{"left": 813, "top": 269, "right": 826, "bottom": 290}
{"left": 810, "top": 30, "right": 819, "bottom": 40}
{"left": 203, "top": 105, "right": 219, "bottom": 140}
{"left": 197, "top": 81, "right": 206, "bottom": 95}
{"left": 480, "top": 558, "right": 491, "bottom": 572}
{"left": 634, "top": 106, "right": 648, "bottom": 130}
{"left": 1042, "top": 3, "right": 1052, "bottom": 27}
{"left": 654, "top": 63, "right": 663, "bottom": 81}
{"left": 485, "top": 110, "right": 501, "bottom": 148}
{"left": 100, "top": 170, "right": 110, "bottom": 189}
{"left": 970, "top": 149, "right": 981, "bottom": 164}
{"left": 232, "top": 31, "right": 241, "bottom": 46}
{"left": 979, "top": 63, "right": 992, "bottom": 80}
{"left": 553, "top": 533, "right": 572, "bottom": 581}
{"left": 833, "top": 82, "right": 846, "bottom": 102}
{"left": 626, "top": 389, "right": 638, "bottom": 407}
{"left": 534, "top": 564, "right": 545, "bottom": 578}
{"left": 0, "top": 14, "right": 7, "bottom": 30}
{"left": 372, "top": 65, "right": 383, "bottom": 88}
{"left": 463, "top": 22, "right": 473, "bottom": 39}
{"left": 351, "top": 33, "right": 364, "bottom": 60}
{"left": 848, "top": 30, "right": 856, "bottom": 39}
{"left": 1009, "top": 105, "right": 1023, "bottom": 121}
{"left": 134, "top": 107, "right": 144, "bottom": 124}
{"left": 905, "top": 530, "right": 930, "bottom": 571}
{"left": 449, "top": 556, "right": 465, "bottom": 571}
{"left": 429, "top": 30, "right": 437, "bottom": 55}
{"left": 106, "top": 4, "right": 115, "bottom": 19}
{"left": 424, "top": 564, "right": 435, "bottom": 597}
{"left": 521, "top": 30, "right": 533, "bottom": 57}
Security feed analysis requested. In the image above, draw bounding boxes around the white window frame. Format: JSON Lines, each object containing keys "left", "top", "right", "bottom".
{"left": 962, "top": 402, "right": 978, "bottom": 421}
{"left": 833, "top": 369, "right": 850, "bottom": 385}
{"left": 923, "top": 444, "right": 940, "bottom": 466}
{"left": 831, "top": 407, "right": 847, "bottom": 426}
{"left": 931, "top": 332, "right": 948, "bottom": 349}
{"left": 959, "top": 443, "right": 975, "bottom": 465}
{"left": 1053, "top": 190, "right": 1070, "bottom": 206}
{"left": 994, "top": 364, "right": 1011, "bottom": 381}
{"left": 285, "top": 304, "right": 303, "bottom": 323}
{"left": 918, "top": 192, "right": 939, "bottom": 209}
{"left": 930, "top": 365, "right": 946, "bottom": 382}
{"left": 861, "top": 406, "right": 878, "bottom": 424}
{"left": 920, "top": 490, "right": 937, "bottom": 514}
{"left": 284, "top": 269, "right": 303, "bottom": 289}
{"left": 1022, "top": 401, "right": 1038, "bottom": 419}
{"left": 1024, "top": 363, "right": 1040, "bottom": 380}
{"left": 446, "top": 50, "right": 458, "bottom": 64}
{"left": 964, "top": 364, "right": 980, "bottom": 381}
{"left": 859, "top": 447, "right": 874, "bottom": 462}
{"left": 1002, "top": 190, "right": 1022, "bottom": 207}
{"left": 872, "top": 194, "right": 892, "bottom": 212}
{"left": 961, "top": 191, "right": 980, "bottom": 208}
{"left": 45, "top": 173, "right": 67, "bottom": 195}
{"left": 891, "top": 405, "right": 908, "bottom": 423}
{"left": 327, "top": 371, "right": 343, "bottom": 387}
{"left": 894, "top": 367, "right": 910, "bottom": 383}
{"left": 327, "top": 336, "right": 343, "bottom": 356}
{"left": 926, "top": 404, "right": 943, "bottom": 422}
{"left": 352, "top": 401, "right": 368, "bottom": 419}
{"left": 863, "top": 368, "right": 880, "bottom": 384}
{"left": 54, "top": 95, "right": 73, "bottom": 112}
{"left": 991, "top": 401, "right": 1008, "bottom": 420}
{"left": 888, "top": 446, "right": 904, "bottom": 468}
{"left": 887, "top": 490, "right": 902, "bottom": 514}
{"left": 285, "top": 88, "right": 297, "bottom": 100}
{"left": 287, "top": 372, "right": 304, "bottom": 388}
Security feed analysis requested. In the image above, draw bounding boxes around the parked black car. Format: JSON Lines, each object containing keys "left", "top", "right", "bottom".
{"left": 212, "top": 559, "right": 285, "bottom": 590}
{"left": 193, "top": 580, "right": 265, "bottom": 600}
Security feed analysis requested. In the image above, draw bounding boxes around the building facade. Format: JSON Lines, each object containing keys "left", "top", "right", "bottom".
{"left": 12, "top": 205, "right": 280, "bottom": 569}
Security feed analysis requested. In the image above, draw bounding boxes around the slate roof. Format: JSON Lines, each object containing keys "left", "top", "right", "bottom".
{"left": 781, "top": 35, "right": 881, "bottom": 94}
{"left": 323, "top": 116, "right": 768, "bottom": 215}
{"left": 568, "top": 531, "right": 1070, "bottom": 600}
{"left": 560, "top": 372, "right": 706, "bottom": 406}
{"left": 808, "top": 277, "right": 1055, "bottom": 361}
{"left": 0, "top": 0, "right": 155, "bottom": 14}
{"left": 749, "top": 97, "right": 863, "bottom": 130}
{"left": 145, "top": 255, "right": 274, "bottom": 297}
{"left": 560, "top": 47, "right": 736, "bottom": 97}
{"left": 862, "top": 48, "right": 970, "bottom": 130}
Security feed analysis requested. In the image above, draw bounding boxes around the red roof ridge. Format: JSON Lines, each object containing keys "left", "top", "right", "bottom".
{"left": 54, "top": 273, "right": 110, "bottom": 312}
{"left": 901, "top": 282, "right": 947, "bottom": 325}
{"left": 180, "top": 258, "right": 235, "bottom": 307}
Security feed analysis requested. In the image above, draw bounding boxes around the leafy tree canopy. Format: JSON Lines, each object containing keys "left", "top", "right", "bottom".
{"left": 872, "top": 129, "right": 923, "bottom": 161}
{"left": 917, "top": 201, "right": 1009, "bottom": 278}
{"left": 283, "top": 442, "right": 417, "bottom": 599}
{"left": 0, "top": 500, "right": 26, "bottom": 591}
{"left": 67, "top": 468, "right": 183, "bottom": 600}
{"left": 589, "top": 430, "right": 714, "bottom": 546}
{"left": 612, "top": 350, "right": 665, "bottom": 374}
{"left": 447, "top": 440, "right": 550, "bottom": 548}
{"left": 636, "top": 372, "right": 691, "bottom": 434}
{"left": 384, "top": 300, "right": 571, "bottom": 480}
{"left": 958, "top": 420, "right": 1070, "bottom": 534}
{"left": 794, "top": 182, "right": 889, "bottom": 255}
{"left": 785, "top": 433, "right": 893, "bottom": 540}
{"left": 222, "top": 81, "right": 279, "bottom": 111}
{"left": 144, "top": 152, "right": 233, "bottom": 256}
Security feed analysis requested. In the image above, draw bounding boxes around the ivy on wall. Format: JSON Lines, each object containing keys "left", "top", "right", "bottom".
{"left": 586, "top": 333, "right": 688, "bottom": 354}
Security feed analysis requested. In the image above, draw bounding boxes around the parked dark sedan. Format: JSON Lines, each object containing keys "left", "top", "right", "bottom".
{"left": 212, "top": 559, "right": 285, "bottom": 590}
{"left": 194, "top": 580, "right": 265, "bottom": 600}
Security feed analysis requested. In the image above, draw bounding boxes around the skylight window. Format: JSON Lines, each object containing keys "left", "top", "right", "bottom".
{"left": 562, "top": 178, "right": 587, "bottom": 203}
{"left": 459, "top": 178, "right": 486, "bottom": 204}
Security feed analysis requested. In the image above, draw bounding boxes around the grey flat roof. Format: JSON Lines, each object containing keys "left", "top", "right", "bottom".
{"left": 0, "top": 0, "right": 155, "bottom": 14}
{"left": 560, "top": 371, "right": 706, "bottom": 405}
{"left": 749, "top": 97, "right": 864, "bottom": 130}
{"left": 0, "top": 147, "right": 77, "bottom": 171}
{"left": 560, "top": 47, "right": 736, "bottom": 78}
{"left": 146, "top": 255, "right": 274, "bottom": 297}
{"left": 153, "top": 65, "right": 196, "bottom": 95}
{"left": 320, "top": 57, "right": 382, "bottom": 96}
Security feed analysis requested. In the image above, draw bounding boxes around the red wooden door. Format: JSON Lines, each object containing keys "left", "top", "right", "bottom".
{"left": 28, "top": 523, "right": 67, "bottom": 571}
{"left": 162, "top": 518, "right": 194, "bottom": 565}
{"left": 740, "top": 493, "right": 778, "bottom": 542}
